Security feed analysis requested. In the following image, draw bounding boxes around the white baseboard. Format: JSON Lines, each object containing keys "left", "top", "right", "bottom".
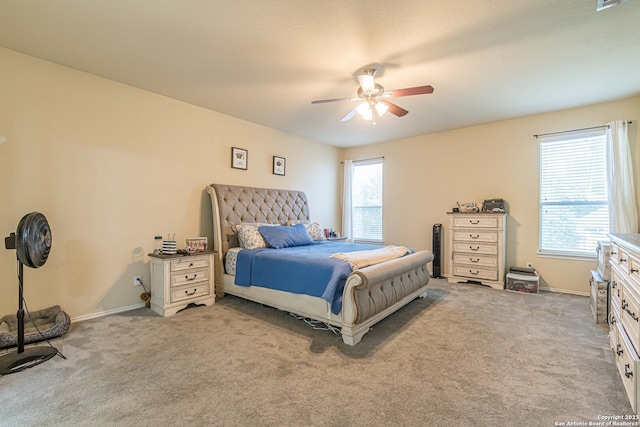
{"left": 71, "top": 302, "right": 146, "bottom": 323}
{"left": 540, "top": 286, "right": 589, "bottom": 297}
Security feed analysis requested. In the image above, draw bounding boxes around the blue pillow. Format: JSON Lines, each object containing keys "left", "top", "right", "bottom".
{"left": 258, "top": 224, "right": 314, "bottom": 249}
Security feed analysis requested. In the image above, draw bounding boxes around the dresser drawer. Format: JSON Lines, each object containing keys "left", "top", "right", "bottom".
{"left": 170, "top": 283, "right": 210, "bottom": 303}
{"left": 612, "top": 269, "right": 623, "bottom": 310}
{"left": 615, "top": 321, "right": 640, "bottom": 413}
{"left": 452, "top": 216, "right": 498, "bottom": 229}
{"left": 611, "top": 243, "right": 620, "bottom": 265}
{"left": 453, "top": 230, "right": 497, "bottom": 243}
{"left": 622, "top": 283, "right": 640, "bottom": 355}
{"left": 611, "top": 303, "right": 621, "bottom": 352}
{"left": 171, "top": 268, "right": 209, "bottom": 287}
{"left": 453, "top": 266, "right": 498, "bottom": 281}
{"left": 453, "top": 254, "right": 497, "bottom": 267}
{"left": 453, "top": 242, "right": 497, "bottom": 255}
{"left": 171, "top": 256, "right": 210, "bottom": 272}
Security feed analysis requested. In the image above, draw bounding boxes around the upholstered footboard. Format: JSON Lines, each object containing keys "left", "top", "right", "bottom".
{"left": 340, "top": 250, "right": 433, "bottom": 345}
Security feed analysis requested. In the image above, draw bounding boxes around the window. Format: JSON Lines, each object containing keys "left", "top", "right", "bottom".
{"left": 539, "top": 130, "right": 609, "bottom": 257}
{"left": 352, "top": 159, "right": 383, "bottom": 242}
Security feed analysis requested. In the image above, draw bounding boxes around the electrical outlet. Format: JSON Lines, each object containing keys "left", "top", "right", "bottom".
{"left": 526, "top": 262, "right": 534, "bottom": 269}
{"left": 133, "top": 275, "right": 142, "bottom": 286}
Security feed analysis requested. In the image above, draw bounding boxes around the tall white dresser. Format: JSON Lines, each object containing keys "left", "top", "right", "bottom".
{"left": 446, "top": 212, "right": 507, "bottom": 290}
{"left": 608, "top": 233, "right": 640, "bottom": 413}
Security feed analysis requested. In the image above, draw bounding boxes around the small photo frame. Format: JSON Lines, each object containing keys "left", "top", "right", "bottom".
{"left": 186, "top": 237, "right": 208, "bottom": 253}
{"left": 273, "top": 156, "right": 286, "bottom": 176}
{"left": 232, "top": 147, "right": 248, "bottom": 170}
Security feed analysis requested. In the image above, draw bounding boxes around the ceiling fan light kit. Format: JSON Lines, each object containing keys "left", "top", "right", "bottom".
{"left": 312, "top": 68, "right": 434, "bottom": 124}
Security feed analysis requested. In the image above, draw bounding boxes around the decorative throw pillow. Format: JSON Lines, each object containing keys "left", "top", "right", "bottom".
{"left": 305, "top": 222, "right": 326, "bottom": 241}
{"left": 232, "top": 223, "right": 275, "bottom": 249}
{"left": 258, "top": 224, "right": 314, "bottom": 249}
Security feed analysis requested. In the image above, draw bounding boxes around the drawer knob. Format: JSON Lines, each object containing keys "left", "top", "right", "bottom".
{"left": 189, "top": 262, "right": 194, "bottom": 267}
{"left": 621, "top": 258, "right": 628, "bottom": 263}
{"left": 185, "top": 288, "right": 197, "bottom": 296}
{"left": 617, "top": 344, "right": 624, "bottom": 356}
{"left": 625, "top": 364, "right": 634, "bottom": 379}
{"left": 185, "top": 274, "right": 197, "bottom": 281}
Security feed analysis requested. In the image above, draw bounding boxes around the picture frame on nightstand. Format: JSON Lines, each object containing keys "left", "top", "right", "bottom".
{"left": 186, "top": 237, "right": 208, "bottom": 252}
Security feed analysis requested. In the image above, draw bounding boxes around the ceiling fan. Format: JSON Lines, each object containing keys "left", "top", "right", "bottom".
{"left": 311, "top": 68, "right": 434, "bottom": 124}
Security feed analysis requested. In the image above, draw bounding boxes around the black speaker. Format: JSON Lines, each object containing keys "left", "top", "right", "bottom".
{"left": 432, "top": 224, "right": 443, "bottom": 278}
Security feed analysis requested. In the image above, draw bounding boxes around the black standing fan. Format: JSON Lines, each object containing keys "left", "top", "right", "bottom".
{"left": 0, "top": 212, "right": 58, "bottom": 375}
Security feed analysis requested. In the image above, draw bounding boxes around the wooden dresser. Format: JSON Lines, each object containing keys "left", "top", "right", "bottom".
{"left": 609, "top": 233, "right": 640, "bottom": 413}
{"left": 446, "top": 212, "right": 507, "bottom": 290}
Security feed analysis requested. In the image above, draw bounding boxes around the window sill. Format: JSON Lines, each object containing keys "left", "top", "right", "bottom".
{"left": 536, "top": 251, "right": 596, "bottom": 262}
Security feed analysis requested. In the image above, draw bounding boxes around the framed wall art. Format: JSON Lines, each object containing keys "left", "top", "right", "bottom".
{"left": 232, "top": 147, "right": 248, "bottom": 170}
{"left": 273, "top": 156, "right": 286, "bottom": 176}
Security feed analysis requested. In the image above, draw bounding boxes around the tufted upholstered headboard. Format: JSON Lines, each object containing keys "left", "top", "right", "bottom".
{"left": 206, "top": 184, "right": 311, "bottom": 289}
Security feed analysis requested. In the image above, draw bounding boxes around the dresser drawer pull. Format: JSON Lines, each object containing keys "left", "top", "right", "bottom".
{"left": 631, "top": 268, "right": 639, "bottom": 274}
{"left": 612, "top": 250, "right": 618, "bottom": 256}
{"left": 470, "top": 258, "right": 480, "bottom": 263}
{"left": 625, "top": 364, "right": 634, "bottom": 379}
{"left": 184, "top": 288, "right": 197, "bottom": 296}
{"left": 612, "top": 280, "right": 617, "bottom": 289}
{"left": 617, "top": 344, "right": 624, "bottom": 356}
{"left": 621, "top": 257, "right": 628, "bottom": 264}
{"left": 626, "top": 307, "right": 639, "bottom": 322}
{"left": 610, "top": 313, "right": 617, "bottom": 324}
{"left": 469, "top": 220, "right": 480, "bottom": 225}
{"left": 469, "top": 234, "right": 480, "bottom": 239}
{"left": 469, "top": 246, "right": 480, "bottom": 251}
{"left": 184, "top": 274, "right": 197, "bottom": 281}
{"left": 469, "top": 270, "right": 480, "bottom": 275}
{"left": 622, "top": 300, "right": 628, "bottom": 310}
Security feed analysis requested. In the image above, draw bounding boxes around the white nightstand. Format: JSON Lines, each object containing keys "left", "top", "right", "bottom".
{"left": 148, "top": 251, "right": 215, "bottom": 316}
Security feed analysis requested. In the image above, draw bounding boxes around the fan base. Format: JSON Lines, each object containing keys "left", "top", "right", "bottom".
{"left": 0, "top": 345, "right": 58, "bottom": 375}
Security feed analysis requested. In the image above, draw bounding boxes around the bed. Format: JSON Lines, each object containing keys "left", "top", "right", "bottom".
{"left": 206, "top": 183, "right": 433, "bottom": 345}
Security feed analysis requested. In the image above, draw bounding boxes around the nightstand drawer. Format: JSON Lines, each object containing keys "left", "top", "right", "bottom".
{"left": 171, "top": 283, "right": 210, "bottom": 303}
{"left": 453, "top": 230, "right": 497, "bottom": 243}
{"left": 453, "top": 254, "right": 497, "bottom": 267}
{"left": 171, "top": 257, "right": 209, "bottom": 272}
{"left": 452, "top": 216, "right": 498, "bottom": 228}
{"left": 453, "top": 266, "right": 498, "bottom": 281}
{"left": 171, "top": 268, "right": 209, "bottom": 287}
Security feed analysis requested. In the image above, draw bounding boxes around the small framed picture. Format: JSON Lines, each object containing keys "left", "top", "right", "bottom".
{"left": 273, "top": 156, "right": 286, "bottom": 176}
{"left": 231, "top": 147, "right": 248, "bottom": 170}
{"left": 185, "top": 237, "right": 208, "bottom": 253}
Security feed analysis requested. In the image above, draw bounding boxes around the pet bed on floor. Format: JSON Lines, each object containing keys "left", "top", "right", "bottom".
{"left": 0, "top": 305, "right": 70, "bottom": 349}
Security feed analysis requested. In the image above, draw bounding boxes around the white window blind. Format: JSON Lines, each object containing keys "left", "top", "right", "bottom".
{"left": 539, "top": 130, "right": 609, "bottom": 257}
{"left": 352, "top": 159, "right": 383, "bottom": 242}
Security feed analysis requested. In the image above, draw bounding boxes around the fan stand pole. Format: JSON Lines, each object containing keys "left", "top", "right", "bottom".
{"left": 0, "top": 260, "right": 58, "bottom": 375}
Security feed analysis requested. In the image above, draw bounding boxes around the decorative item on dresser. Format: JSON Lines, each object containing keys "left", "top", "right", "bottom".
{"left": 148, "top": 251, "right": 215, "bottom": 317}
{"left": 608, "top": 233, "right": 640, "bottom": 413}
{"left": 446, "top": 212, "right": 507, "bottom": 290}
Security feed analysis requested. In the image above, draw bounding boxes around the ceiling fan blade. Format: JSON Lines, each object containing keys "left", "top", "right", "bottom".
{"left": 341, "top": 106, "right": 359, "bottom": 122}
{"left": 385, "top": 85, "right": 434, "bottom": 98}
{"left": 380, "top": 100, "right": 408, "bottom": 117}
{"left": 311, "top": 96, "right": 360, "bottom": 104}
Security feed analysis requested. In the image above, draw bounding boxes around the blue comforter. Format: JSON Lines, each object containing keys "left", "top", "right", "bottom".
{"left": 235, "top": 241, "right": 382, "bottom": 314}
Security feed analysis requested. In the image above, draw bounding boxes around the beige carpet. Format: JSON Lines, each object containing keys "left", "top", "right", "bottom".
{"left": 0, "top": 278, "right": 631, "bottom": 426}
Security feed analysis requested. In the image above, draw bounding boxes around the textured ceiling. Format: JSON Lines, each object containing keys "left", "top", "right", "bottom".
{"left": 1, "top": 0, "right": 639, "bottom": 147}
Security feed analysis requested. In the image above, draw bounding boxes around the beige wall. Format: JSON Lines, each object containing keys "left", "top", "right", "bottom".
{"left": 342, "top": 96, "right": 640, "bottom": 295}
{"left": 0, "top": 48, "right": 341, "bottom": 319}
{"left": 2, "top": 46, "right": 638, "bottom": 322}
